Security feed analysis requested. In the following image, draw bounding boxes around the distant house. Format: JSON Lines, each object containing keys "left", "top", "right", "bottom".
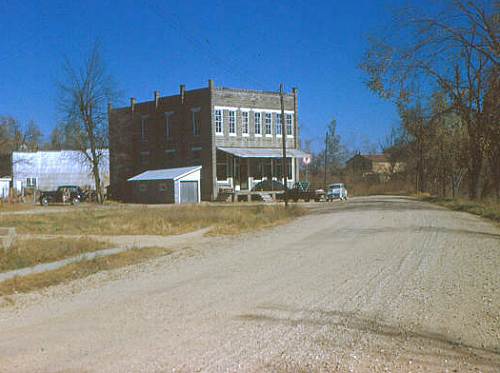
{"left": 345, "top": 154, "right": 404, "bottom": 177}
{"left": 12, "top": 150, "right": 110, "bottom": 192}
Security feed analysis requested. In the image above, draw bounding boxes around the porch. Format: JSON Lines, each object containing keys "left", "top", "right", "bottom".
{"left": 215, "top": 147, "right": 309, "bottom": 200}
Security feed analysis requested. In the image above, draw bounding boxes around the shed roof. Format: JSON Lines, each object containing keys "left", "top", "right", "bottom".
{"left": 218, "top": 147, "right": 310, "bottom": 158}
{"left": 128, "top": 166, "right": 201, "bottom": 182}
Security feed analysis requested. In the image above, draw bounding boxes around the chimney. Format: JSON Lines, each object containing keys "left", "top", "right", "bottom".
{"left": 179, "top": 84, "right": 185, "bottom": 104}
{"left": 130, "top": 97, "right": 136, "bottom": 112}
{"left": 208, "top": 79, "right": 214, "bottom": 89}
{"left": 107, "top": 101, "right": 112, "bottom": 113}
{"left": 154, "top": 90, "right": 160, "bottom": 109}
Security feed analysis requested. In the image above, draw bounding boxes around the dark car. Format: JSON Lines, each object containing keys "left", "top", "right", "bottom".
{"left": 39, "top": 185, "right": 86, "bottom": 206}
{"left": 251, "top": 179, "right": 284, "bottom": 191}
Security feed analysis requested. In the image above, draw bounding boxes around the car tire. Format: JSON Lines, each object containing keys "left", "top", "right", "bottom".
{"left": 40, "top": 198, "right": 48, "bottom": 207}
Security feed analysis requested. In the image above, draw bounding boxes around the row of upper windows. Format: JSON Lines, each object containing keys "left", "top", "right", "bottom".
{"left": 140, "top": 109, "right": 200, "bottom": 141}
{"left": 139, "top": 146, "right": 202, "bottom": 165}
{"left": 214, "top": 109, "right": 293, "bottom": 137}
{"left": 138, "top": 108, "right": 294, "bottom": 141}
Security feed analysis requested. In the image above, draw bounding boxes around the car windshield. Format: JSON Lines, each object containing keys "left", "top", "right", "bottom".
{"left": 330, "top": 184, "right": 343, "bottom": 189}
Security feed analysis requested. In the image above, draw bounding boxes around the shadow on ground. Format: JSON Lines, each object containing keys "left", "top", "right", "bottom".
{"left": 236, "top": 306, "right": 500, "bottom": 370}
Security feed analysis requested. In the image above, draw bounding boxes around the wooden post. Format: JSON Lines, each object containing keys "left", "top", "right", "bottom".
{"left": 280, "top": 83, "right": 288, "bottom": 207}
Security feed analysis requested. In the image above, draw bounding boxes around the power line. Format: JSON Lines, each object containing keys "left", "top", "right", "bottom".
{"left": 143, "top": 1, "right": 269, "bottom": 90}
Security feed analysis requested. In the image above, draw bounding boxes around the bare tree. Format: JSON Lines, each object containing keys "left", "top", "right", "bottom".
{"left": 58, "top": 43, "right": 118, "bottom": 203}
{"left": 361, "top": 0, "right": 499, "bottom": 199}
{"left": 0, "top": 116, "right": 43, "bottom": 152}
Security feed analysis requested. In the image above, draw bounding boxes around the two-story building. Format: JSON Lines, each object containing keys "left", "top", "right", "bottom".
{"left": 108, "top": 80, "right": 309, "bottom": 202}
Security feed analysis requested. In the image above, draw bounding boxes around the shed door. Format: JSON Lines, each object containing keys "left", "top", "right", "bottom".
{"left": 180, "top": 181, "right": 198, "bottom": 203}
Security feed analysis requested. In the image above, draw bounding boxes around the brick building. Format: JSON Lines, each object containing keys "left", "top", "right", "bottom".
{"left": 108, "top": 80, "right": 308, "bottom": 201}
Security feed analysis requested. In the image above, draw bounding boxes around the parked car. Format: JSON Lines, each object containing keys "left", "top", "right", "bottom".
{"left": 39, "top": 185, "right": 86, "bottom": 206}
{"left": 327, "top": 183, "right": 348, "bottom": 201}
{"left": 288, "top": 181, "right": 324, "bottom": 202}
{"left": 252, "top": 179, "right": 284, "bottom": 191}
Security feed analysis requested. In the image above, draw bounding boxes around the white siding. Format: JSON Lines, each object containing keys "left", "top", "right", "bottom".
{"left": 12, "top": 150, "right": 110, "bottom": 192}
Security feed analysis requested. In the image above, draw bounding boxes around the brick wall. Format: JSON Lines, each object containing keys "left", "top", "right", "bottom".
{"left": 109, "top": 81, "right": 300, "bottom": 202}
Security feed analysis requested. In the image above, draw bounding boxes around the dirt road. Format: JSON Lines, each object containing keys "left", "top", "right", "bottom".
{"left": 0, "top": 196, "right": 498, "bottom": 372}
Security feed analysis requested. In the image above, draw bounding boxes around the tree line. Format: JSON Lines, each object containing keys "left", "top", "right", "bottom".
{"left": 360, "top": 0, "right": 499, "bottom": 200}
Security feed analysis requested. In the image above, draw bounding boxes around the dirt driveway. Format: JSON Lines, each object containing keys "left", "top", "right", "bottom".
{"left": 0, "top": 196, "right": 498, "bottom": 372}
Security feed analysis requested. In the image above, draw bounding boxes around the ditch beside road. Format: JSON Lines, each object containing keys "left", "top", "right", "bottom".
{"left": 0, "top": 196, "right": 498, "bottom": 372}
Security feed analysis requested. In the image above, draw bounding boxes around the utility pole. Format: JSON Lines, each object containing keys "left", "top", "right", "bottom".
{"left": 324, "top": 131, "right": 328, "bottom": 191}
{"left": 280, "top": 83, "right": 288, "bottom": 207}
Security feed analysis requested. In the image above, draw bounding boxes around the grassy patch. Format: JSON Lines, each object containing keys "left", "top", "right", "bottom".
{"left": 0, "top": 238, "right": 108, "bottom": 272}
{"left": 0, "top": 204, "right": 305, "bottom": 236}
{"left": 0, "top": 202, "right": 34, "bottom": 212}
{"left": 422, "top": 196, "right": 500, "bottom": 222}
{"left": 0, "top": 246, "right": 173, "bottom": 297}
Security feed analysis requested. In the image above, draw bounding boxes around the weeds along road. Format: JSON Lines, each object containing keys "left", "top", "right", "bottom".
{"left": 0, "top": 196, "right": 498, "bottom": 372}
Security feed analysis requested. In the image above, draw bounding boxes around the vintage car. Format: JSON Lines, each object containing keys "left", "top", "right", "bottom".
{"left": 327, "top": 183, "right": 348, "bottom": 201}
{"left": 39, "top": 185, "right": 86, "bottom": 206}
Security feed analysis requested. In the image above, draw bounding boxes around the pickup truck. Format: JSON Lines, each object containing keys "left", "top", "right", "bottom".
{"left": 39, "top": 185, "right": 86, "bottom": 206}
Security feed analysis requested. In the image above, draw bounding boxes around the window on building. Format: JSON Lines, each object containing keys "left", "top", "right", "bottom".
{"left": 140, "top": 115, "right": 149, "bottom": 142}
{"left": 26, "top": 177, "right": 36, "bottom": 188}
{"left": 265, "top": 113, "right": 272, "bottom": 135}
{"left": 165, "top": 148, "right": 176, "bottom": 162}
{"left": 138, "top": 183, "right": 147, "bottom": 192}
{"left": 165, "top": 112, "right": 174, "bottom": 139}
{"left": 254, "top": 112, "right": 261, "bottom": 135}
{"left": 276, "top": 113, "right": 282, "bottom": 136}
{"left": 286, "top": 113, "right": 293, "bottom": 136}
{"left": 287, "top": 158, "right": 292, "bottom": 179}
{"left": 192, "top": 109, "right": 200, "bottom": 136}
{"left": 215, "top": 109, "right": 223, "bottom": 134}
{"left": 228, "top": 110, "right": 236, "bottom": 135}
{"left": 192, "top": 146, "right": 202, "bottom": 160}
{"left": 140, "top": 151, "right": 150, "bottom": 165}
{"left": 242, "top": 111, "right": 249, "bottom": 135}
{"left": 159, "top": 183, "right": 167, "bottom": 192}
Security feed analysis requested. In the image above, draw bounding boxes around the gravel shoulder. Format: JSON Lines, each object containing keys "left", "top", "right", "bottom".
{"left": 0, "top": 196, "right": 498, "bottom": 372}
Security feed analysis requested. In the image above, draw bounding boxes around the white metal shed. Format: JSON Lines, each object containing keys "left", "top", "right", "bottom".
{"left": 127, "top": 166, "right": 202, "bottom": 204}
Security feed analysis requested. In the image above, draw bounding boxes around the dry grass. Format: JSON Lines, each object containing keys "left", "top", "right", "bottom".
{"left": 0, "top": 238, "right": 108, "bottom": 272}
{"left": 0, "top": 204, "right": 305, "bottom": 236}
{"left": 0, "top": 201, "right": 34, "bottom": 212}
{"left": 422, "top": 196, "right": 500, "bottom": 222}
{"left": 0, "top": 246, "right": 173, "bottom": 296}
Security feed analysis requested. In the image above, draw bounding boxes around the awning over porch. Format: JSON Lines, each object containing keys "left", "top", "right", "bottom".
{"left": 217, "top": 147, "right": 310, "bottom": 158}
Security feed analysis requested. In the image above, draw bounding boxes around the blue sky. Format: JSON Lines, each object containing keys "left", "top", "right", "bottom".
{"left": 0, "top": 0, "right": 405, "bottom": 151}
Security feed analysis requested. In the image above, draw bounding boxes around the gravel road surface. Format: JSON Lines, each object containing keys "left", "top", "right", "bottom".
{"left": 0, "top": 196, "right": 498, "bottom": 372}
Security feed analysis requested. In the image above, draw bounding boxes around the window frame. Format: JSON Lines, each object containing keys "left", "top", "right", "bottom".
{"left": 191, "top": 107, "right": 201, "bottom": 136}
{"left": 265, "top": 112, "right": 272, "bottom": 136}
{"left": 241, "top": 110, "right": 249, "bottom": 136}
{"left": 286, "top": 113, "right": 293, "bottom": 137}
{"left": 276, "top": 113, "right": 282, "bottom": 137}
{"left": 254, "top": 112, "right": 262, "bottom": 136}
{"left": 140, "top": 115, "right": 149, "bottom": 142}
{"left": 228, "top": 110, "right": 236, "bottom": 136}
{"left": 164, "top": 112, "right": 174, "bottom": 139}
{"left": 215, "top": 109, "right": 223, "bottom": 135}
